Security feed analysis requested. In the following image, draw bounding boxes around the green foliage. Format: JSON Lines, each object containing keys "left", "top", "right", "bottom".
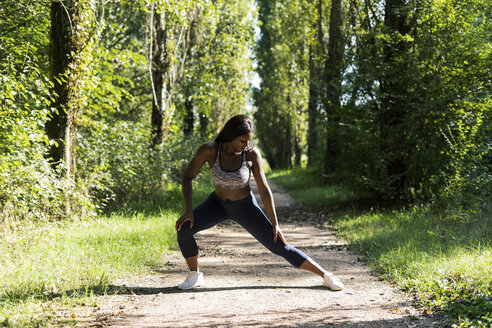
{"left": 175, "top": 0, "right": 257, "bottom": 134}
{"left": 329, "top": 0, "right": 491, "bottom": 206}
{"left": 0, "top": 12, "right": 88, "bottom": 223}
{"left": 77, "top": 121, "right": 162, "bottom": 208}
{"left": 0, "top": 1, "right": 50, "bottom": 71}
{"left": 88, "top": 0, "right": 149, "bottom": 123}
{"left": 410, "top": 276, "right": 492, "bottom": 327}
{"left": 256, "top": 0, "right": 491, "bottom": 210}
{"left": 411, "top": 0, "right": 492, "bottom": 211}
{"left": 76, "top": 119, "right": 212, "bottom": 210}
{"left": 1, "top": 0, "right": 258, "bottom": 221}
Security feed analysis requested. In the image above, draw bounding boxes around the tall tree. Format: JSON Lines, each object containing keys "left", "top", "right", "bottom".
{"left": 45, "top": 0, "right": 96, "bottom": 214}
{"left": 324, "top": 0, "right": 344, "bottom": 175}
{"left": 46, "top": 1, "right": 75, "bottom": 172}
{"left": 379, "top": 0, "right": 415, "bottom": 196}
{"left": 46, "top": 0, "right": 93, "bottom": 179}
{"left": 307, "top": 0, "right": 325, "bottom": 167}
{"left": 150, "top": 5, "right": 167, "bottom": 146}
{"left": 149, "top": 1, "right": 197, "bottom": 146}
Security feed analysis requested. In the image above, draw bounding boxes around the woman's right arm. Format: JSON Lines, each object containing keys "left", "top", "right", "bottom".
{"left": 175, "top": 143, "right": 213, "bottom": 231}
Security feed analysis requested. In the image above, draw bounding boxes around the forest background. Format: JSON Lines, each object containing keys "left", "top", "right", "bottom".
{"left": 0, "top": 0, "right": 490, "bottom": 327}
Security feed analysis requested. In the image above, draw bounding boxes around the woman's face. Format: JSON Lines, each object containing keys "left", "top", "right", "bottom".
{"left": 231, "top": 132, "right": 253, "bottom": 152}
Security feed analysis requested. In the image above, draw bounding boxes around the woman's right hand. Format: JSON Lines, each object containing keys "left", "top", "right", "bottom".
{"left": 175, "top": 210, "right": 194, "bottom": 231}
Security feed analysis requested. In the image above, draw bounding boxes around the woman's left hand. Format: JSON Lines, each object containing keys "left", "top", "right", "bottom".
{"left": 273, "top": 224, "right": 287, "bottom": 244}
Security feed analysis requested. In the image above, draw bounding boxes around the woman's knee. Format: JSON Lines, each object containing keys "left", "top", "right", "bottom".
{"left": 177, "top": 221, "right": 193, "bottom": 238}
{"left": 272, "top": 244, "right": 302, "bottom": 259}
{"left": 265, "top": 239, "right": 290, "bottom": 256}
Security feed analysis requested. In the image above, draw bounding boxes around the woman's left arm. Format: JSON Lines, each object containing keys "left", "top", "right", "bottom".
{"left": 250, "top": 148, "right": 287, "bottom": 244}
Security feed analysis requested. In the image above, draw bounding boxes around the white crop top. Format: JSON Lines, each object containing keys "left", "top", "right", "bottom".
{"left": 210, "top": 143, "right": 250, "bottom": 190}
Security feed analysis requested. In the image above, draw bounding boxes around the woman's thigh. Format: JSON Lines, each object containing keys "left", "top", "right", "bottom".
{"left": 188, "top": 193, "right": 227, "bottom": 234}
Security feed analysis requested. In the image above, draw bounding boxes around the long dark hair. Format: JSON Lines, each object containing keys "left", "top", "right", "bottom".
{"left": 215, "top": 115, "right": 255, "bottom": 145}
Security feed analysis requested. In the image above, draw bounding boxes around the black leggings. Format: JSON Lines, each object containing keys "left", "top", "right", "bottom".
{"left": 177, "top": 191, "right": 308, "bottom": 268}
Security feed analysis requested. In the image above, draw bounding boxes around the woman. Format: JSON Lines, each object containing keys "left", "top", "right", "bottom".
{"left": 175, "top": 115, "right": 344, "bottom": 291}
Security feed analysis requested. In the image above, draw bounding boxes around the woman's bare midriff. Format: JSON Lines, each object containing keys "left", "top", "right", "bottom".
{"left": 214, "top": 185, "right": 251, "bottom": 201}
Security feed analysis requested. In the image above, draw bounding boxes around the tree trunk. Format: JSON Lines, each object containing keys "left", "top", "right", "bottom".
{"left": 324, "top": 0, "right": 344, "bottom": 175}
{"left": 183, "top": 98, "right": 194, "bottom": 135}
{"left": 151, "top": 8, "right": 165, "bottom": 147}
{"left": 379, "top": 0, "right": 412, "bottom": 196}
{"left": 282, "top": 114, "right": 293, "bottom": 169}
{"left": 294, "top": 110, "right": 302, "bottom": 167}
{"left": 307, "top": 45, "right": 319, "bottom": 166}
{"left": 199, "top": 111, "right": 208, "bottom": 137}
{"left": 46, "top": 0, "right": 82, "bottom": 181}
{"left": 46, "top": 0, "right": 91, "bottom": 215}
{"left": 182, "top": 9, "right": 199, "bottom": 137}
{"left": 307, "top": 0, "right": 325, "bottom": 168}
{"left": 46, "top": 1, "right": 72, "bottom": 170}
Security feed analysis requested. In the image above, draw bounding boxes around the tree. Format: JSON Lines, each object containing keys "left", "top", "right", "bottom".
{"left": 46, "top": 0, "right": 76, "bottom": 173}
{"left": 307, "top": 0, "right": 325, "bottom": 167}
{"left": 377, "top": 0, "right": 416, "bottom": 196}
{"left": 150, "top": 4, "right": 167, "bottom": 146}
{"left": 255, "top": 0, "right": 311, "bottom": 169}
{"left": 323, "top": 0, "right": 344, "bottom": 175}
{"left": 46, "top": 0, "right": 95, "bottom": 180}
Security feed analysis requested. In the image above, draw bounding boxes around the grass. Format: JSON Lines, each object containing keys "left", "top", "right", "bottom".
{"left": 0, "top": 179, "right": 213, "bottom": 327}
{"left": 268, "top": 167, "right": 492, "bottom": 328}
{"left": 268, "top": 167, "right": 361, "bottom": 207}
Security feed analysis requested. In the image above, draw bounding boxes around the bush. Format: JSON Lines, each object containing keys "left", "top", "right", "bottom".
{"left": 0, "top": 54, "right": 91, "bottom": 223}
{"left": 76, "top": 121, "right": 207, "bottom": 210}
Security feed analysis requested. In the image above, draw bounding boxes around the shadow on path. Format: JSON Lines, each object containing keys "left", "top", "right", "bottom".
{"left": 104, "top": 284, "right": 331, "bottom": 295}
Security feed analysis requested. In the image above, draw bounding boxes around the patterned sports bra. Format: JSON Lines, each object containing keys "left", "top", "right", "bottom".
{"left": 210, "top": 143, "right": 251, "bottom": 190}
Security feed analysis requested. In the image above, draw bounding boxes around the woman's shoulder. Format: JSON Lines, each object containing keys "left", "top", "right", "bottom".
{"left": 246, "top": 146, "right": 262, "bottom": 160}
{"left": 196, "top": 141, "right": 219, "bottom": 156}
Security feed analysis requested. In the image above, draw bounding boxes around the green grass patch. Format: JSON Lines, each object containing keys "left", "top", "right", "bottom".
{"left": 270, "top": 167, "right": 492, "bottom": 328}
{"left": 0, "top": 180, "right": 213, "bottom": 327}
{"left": 334, "top": 208, "right": 492, "bottom": 327}
{"left": 0, "top": 213, "right": 176, "bottom": 326}
{"left": 267, "top": 167, "right": 360, "bottom": 207}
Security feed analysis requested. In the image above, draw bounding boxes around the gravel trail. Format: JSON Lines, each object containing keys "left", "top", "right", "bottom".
{"left": 73, "top": 180, "right": 446, "bottom": 328}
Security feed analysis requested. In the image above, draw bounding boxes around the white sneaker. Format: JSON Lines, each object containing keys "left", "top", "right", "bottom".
{"left": 177, "top": 271, "right": 204, "bottom": 290}
{"left": 323, "top": 272, "right": 344, "bottom": 291}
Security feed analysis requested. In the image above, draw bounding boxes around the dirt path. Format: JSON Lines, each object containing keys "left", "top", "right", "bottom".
{"left": 73, "top": 180, "right": 446, "bottom": 328}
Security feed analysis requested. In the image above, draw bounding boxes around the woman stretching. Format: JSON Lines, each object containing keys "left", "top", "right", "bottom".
{"left": 175, "top": 115, "right": 344, "bottom": 291}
